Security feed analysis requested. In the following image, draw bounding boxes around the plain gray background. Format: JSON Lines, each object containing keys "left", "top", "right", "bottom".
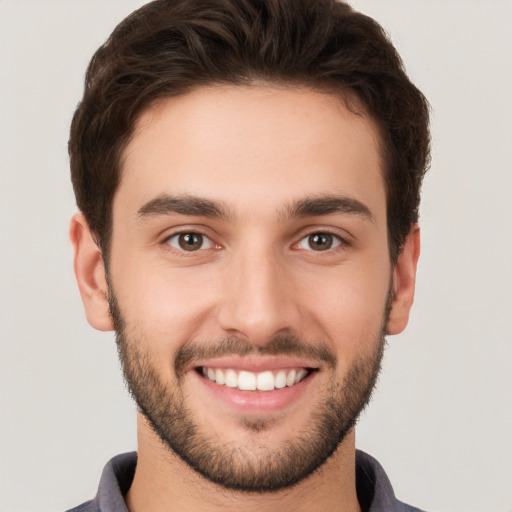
{"left": 1, "top": 1, "right": 511, "bottom": 511}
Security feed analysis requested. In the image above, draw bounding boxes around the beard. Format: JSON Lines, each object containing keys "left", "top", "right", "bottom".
{"left": 109, "top": 289, "right": 389, "bottom": 493}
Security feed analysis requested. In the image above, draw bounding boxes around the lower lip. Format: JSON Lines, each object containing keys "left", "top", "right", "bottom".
{"left": 191, "top": 370, "right": 316, "bottom": 413}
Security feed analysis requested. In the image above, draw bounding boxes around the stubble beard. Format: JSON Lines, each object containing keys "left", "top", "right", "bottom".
{"left": 109, "top": 290, "right": 389, "bottom": 493}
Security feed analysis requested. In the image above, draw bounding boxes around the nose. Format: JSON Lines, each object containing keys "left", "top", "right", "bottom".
{"left": 217, "top": 243, "right": 301, "bottom": 346}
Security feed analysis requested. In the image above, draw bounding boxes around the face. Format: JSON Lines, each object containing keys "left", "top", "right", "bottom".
{"left": 77, "top": 84, "right": 415, "bottom": 491}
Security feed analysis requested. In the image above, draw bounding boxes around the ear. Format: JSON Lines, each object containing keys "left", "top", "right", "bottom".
{"left": 386, "top": 225, "right": 421, "bottom": 335}
{"left": 70, "top": 212, "right": 113, "bottom": 331}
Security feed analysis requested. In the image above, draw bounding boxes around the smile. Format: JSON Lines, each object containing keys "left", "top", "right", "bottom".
{"left": 200, "top": 367, "right": 311, "bottom": 391}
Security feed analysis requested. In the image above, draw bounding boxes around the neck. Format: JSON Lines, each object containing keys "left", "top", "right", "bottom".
{"left": 126, "top": 414, "right": 362, "bottom": 512}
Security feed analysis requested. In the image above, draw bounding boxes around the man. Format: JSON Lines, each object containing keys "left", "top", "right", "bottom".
{"left": 67, "top": 0, "right": 429, "bottom": 510}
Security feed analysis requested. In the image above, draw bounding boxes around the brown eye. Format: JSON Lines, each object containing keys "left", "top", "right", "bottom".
{"left": 167, "top": 232, "right": 212, "bottom": 252}
{"left": 297, "top": 232, "right": 342, "bottom": 252}
{"left": 309, "top": 233, "right": 333, "bottom": 250}
{"left": 179, "top": 233, "right": 203, "bottom": 251}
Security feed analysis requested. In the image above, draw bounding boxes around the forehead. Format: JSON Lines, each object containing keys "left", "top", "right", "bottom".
{"left": 117, "top": 84, "right": 386, "bottom": 223}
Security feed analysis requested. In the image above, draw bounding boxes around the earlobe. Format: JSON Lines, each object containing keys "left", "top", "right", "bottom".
{"left": 70, "top": 213, "right": 114, "bottom": 332}
{"left": 386, "top": 225, "right": 421, "bottom": 335}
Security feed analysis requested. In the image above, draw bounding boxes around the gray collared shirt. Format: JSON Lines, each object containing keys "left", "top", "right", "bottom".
{"left": 66, "top": 451, "right": 426, "bottom": 512}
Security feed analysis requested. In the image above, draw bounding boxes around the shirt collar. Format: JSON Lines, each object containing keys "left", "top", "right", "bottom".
{"left": 87, "top": 450, "right": 416, "bottom": 512}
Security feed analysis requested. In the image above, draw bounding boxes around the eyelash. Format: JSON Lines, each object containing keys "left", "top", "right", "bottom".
{"left": 161, "top": 229, "right": 350, "bottom": 255}
{"left": 295, "top": 231, "right": 348, "bottom": 252}
{"left": 164, "top": 231, "right": 218, "bottom": 253}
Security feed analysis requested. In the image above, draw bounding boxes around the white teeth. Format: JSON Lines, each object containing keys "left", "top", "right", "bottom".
{"left": 225, "top": 369, "right": 238, "bottom": 388}
{"left": 295, "top": 369, "right": 308, "bottom": 384}
{"left": 275, "top": 370, "right": 287, "bottom": 389}
{"left": 215, "top": 368, "right": 225, "bottom": 385}
{"left": 238, "top": 371, "right": 256, "bottom": 390}
{"left": 256, "top": 371, "right": 275, "bottom": 391}
{"left": 202, "top": 367, "right": 309, "bottom": 391}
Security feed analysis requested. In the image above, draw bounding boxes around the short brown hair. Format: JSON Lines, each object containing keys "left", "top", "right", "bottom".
{"left": 69, "top": 0, "right": 430, "bottom": 263}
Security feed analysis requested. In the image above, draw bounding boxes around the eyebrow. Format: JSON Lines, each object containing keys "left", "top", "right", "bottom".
{"left": 137, "top": 194, "right": 232, "bottom": 220}
{"left": 137, "top": 193, "right": 373, "bottom": 223}
{"left": 283, "top": 195, "right": 374, "bottom": 222}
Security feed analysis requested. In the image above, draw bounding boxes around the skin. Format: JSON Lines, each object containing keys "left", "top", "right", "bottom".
{"left": 70, "top": 84, "right": 420, "bottom": 512}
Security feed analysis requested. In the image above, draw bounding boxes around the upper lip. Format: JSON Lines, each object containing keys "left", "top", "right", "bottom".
{"left": 188, "top": 355, "right": 321, "bottom": 373}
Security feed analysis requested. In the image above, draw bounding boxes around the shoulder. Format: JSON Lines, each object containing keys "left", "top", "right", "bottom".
{"left": 65, "top": 501, "right": 98, "bottom": 512}
{"left": 64, "top": 452, "right": 137, "bottom": 512}
{"left": 356, "top": 450, "right": 429, "bottom": 512}
{"left": 396, "top": 501, "right": 428, "bottom": 512}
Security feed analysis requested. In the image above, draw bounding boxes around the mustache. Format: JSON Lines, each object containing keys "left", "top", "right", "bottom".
{"left": 174, "top": 334, "right": 337, "bottom": 377}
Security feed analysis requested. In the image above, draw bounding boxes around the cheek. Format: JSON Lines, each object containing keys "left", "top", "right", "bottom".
{"left": 297, "top": 264, "right": 390, "bottom": 353}
{"left": 112, "top": 257, "right": 220, "bottom": 342}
